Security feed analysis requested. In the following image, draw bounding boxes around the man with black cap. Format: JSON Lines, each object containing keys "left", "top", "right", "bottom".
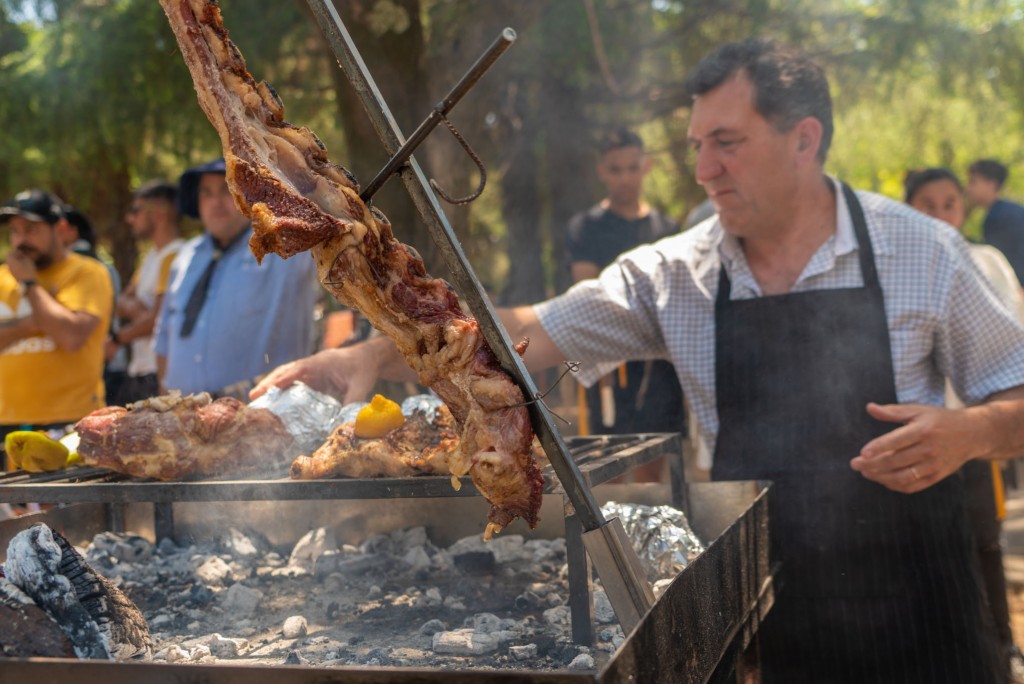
{"left": 154, "top": 159, "right": 317, "bottom": 397}
{"left": 0, "top": 189, "right": 113, "bottom": 466}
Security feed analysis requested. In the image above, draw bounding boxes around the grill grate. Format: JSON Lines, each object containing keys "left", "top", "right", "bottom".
{"left": 0, "top": 434, "right": 681, "bottom": 505}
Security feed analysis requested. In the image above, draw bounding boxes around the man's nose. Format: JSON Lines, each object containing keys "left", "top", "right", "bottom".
{"left": 694, "top": 147, "right": 723, "bottom": 185}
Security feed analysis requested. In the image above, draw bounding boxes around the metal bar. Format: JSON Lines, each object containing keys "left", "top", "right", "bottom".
{"left": 359, "top": 28, "right": 515, "bottom": 202}
{"left": 563, "top": 508, "right": 594, "bottom": 646}
{"left": 581, "top": 518, "right": 655, "bottom": 634}
{"left": 304, "top": 0, "right": 607, "bottom": 534}
{"left": 154, "top": 502, "right": 175, "bottom": 543}
{"left": 0, "top": 435, "right": 672, "bottom": 504}
{"left": 104, "top": 503, "right": 125, "bottom": 533}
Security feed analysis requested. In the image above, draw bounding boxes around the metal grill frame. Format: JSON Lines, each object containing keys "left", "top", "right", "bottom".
{"left": 0, "top": 434, "right": 686, "bottom": 648}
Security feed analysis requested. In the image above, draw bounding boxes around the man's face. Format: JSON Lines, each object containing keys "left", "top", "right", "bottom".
{"left": 197, "top": 173, "right": 247, "bottom": 244}
{"left": 596, "top": 146, "right": 650, "bottom": 206}
{"left": 126, "top": 198, "right": 162, "bottom": 240}
{"left": 965, "top": 173, "right": 998, "bottom": 209}
{"left": 7, "top": 215, "right": 62, "bottom": 269}
{"left": 909, "top": 178, "right": 965, "bottom": 230}
{"left": 687, "top": 73, "right": 804, "bottom": 238}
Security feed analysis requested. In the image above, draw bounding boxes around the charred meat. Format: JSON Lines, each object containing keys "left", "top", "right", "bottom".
{"left": 74, "top": 393, "right": 295, "bottom": 481}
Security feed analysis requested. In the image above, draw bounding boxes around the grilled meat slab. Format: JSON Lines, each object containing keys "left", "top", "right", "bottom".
{"left": 159, "top": 0, "right": 543, "bottom": 536}
{"left": 75, "top": 393, "right": 295, "bottom": 480}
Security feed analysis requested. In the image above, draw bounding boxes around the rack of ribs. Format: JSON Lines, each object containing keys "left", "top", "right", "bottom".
{"left": 159, "top": 0, "right": 542, "bottom": 538}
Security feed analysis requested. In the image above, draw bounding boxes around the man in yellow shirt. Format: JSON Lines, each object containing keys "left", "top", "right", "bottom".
{"left": 0, "top": 189, "right": 113, "bottom": 468}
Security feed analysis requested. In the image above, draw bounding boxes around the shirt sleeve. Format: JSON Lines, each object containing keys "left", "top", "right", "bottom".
{"left": 55, "top": 260, "right": 113, "bottom": 320}
{"left": 153, "top": 262, "right": 177, "bottom": 357}
{"left": 534, "top": 246, "right": 669, "bottom": 387}
{"left": 155, "top": 250, "right": 179, "bottom": 296}
{"left": 937, "top": 237, "right": 1024, "bottom": 404}
{"left": 566, "top": 212, "right": 598, "bottom": 265}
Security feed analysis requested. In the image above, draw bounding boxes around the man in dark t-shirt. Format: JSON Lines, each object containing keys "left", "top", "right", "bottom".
{"left": 566, "top": 128, "right": 685, "bottom": 446}
{"left": 967, "top": 159, "right": 1024, "bottom": 287}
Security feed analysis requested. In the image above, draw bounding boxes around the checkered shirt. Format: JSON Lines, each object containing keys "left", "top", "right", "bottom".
{"left": 535, "top": 179, "right": 1024, "bottom": 460}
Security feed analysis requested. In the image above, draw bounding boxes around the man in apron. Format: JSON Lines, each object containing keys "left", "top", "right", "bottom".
{"left": 253, "top": 39, "right": 1024, "bottom": 682}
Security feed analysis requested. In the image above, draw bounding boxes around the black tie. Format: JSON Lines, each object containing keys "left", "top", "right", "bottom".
{"left": 180, "top": 229, "right": 248, "bottom": 338}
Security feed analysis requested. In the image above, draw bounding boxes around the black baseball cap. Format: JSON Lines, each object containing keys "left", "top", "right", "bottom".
{"left": 177, "top": 158, "right": 226, "bottom": 219}
{"left": 0, "top": 189, "right": 66, "bottom": 225}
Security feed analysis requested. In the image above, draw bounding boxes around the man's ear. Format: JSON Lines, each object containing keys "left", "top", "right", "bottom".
{"left": 54, "top": 218, "right": 75, "bottom": 244}
{"left": 794, "top": 117, "right": 823, "bottom": 159}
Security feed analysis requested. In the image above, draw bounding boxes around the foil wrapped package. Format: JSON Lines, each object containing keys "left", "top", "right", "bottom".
{"left": 601, "top": 501, "right": 706, "bottom": 582}
{"left": 248, "top": 382, "right": 344, "bottom": 453}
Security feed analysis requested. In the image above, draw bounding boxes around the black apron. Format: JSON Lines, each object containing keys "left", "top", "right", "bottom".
{"left": 711, "top": 184, "right": 1004, "bottom": 683}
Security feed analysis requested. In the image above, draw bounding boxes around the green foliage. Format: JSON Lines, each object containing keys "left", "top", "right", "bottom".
{"left": 1, "top": 0, "right": 1023, "bottom": 294}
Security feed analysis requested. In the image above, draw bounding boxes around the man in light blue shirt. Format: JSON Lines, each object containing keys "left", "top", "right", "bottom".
{"left": 155, "top": 159, "right": 317, "bottom": 396}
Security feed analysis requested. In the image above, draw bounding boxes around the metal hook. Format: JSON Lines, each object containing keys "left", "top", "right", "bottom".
{"left": 429, "top": 115, "right": 487, "bottom": 206}
{"left": 505, "top": 361, "right": 582, "bottom": 425}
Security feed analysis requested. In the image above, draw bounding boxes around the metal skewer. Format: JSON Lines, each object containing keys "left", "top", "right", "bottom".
{"left": 305, "top": 0, "right": 654, "bottom": 631}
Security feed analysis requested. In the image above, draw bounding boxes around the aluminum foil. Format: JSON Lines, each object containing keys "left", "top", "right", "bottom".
{"left": 248, "top": 382, "right": 344, "bottom": 454}
{"left": 332, "top": 401, "right": 368, "bottom": 430}
{"left": 600, "top": 501, "right": 706, "bottom": 582}
{"left": 400, "top": 393, "right": 445, "bottom": 421}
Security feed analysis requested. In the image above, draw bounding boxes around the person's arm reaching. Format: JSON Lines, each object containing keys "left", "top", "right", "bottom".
{"left": 251, "top": 304, "right": 566, "bottom": 403}
{"left": 851, "top": 385, "right": 1024, "bottom": 493}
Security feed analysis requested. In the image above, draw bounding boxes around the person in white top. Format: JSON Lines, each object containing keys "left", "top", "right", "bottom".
{"left": 108, "top": 180, "right": 184, "bottom": 403}
{"left": 905, "top": 165, "right": 1024, "bottom": 673}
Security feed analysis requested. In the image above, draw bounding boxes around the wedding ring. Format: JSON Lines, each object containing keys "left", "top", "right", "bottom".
{"left": 911, "top": 466, "right": 920, "bottom": 481}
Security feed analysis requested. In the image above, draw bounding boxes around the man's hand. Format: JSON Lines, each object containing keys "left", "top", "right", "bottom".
{"left": 249, "top": 346, "right": 381, "bottom": 404}
{"left": 6, "top": 250, "right": 38, "bottom": 283}
{"left": 850, "top": 402, "right": 978, "bottom": 493}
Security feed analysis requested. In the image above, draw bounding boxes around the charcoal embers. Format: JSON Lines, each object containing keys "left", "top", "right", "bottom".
{"left": 72, "top": 524, "right": 614, "bottom": 671}
{"left": 2, "top": 523, "right": 152, "bottom": 659}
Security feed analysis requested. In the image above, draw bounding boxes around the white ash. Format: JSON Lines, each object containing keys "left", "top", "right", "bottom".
{"left": 79, "top": 525, "right": 623, "bottom": 671}
{"left": 282, "top": 615, "right": 308, "bottom": 639}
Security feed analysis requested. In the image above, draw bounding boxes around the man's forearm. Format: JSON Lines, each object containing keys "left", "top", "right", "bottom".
{"left": 25, "top": 287, "right": 98, "bottom": 351}
{"left": 370, "top": 335, "right": 419, "bottom": 383}
{"left": 0, "top": 317, "right": 39, "bottom": 351}
{"left": 974, "top": 385, "right": 1024, "bottom": 461}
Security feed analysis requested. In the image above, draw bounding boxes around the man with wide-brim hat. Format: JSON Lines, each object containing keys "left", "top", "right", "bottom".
{"left": 154, "top": 159, "right": 318, "bottom": 397}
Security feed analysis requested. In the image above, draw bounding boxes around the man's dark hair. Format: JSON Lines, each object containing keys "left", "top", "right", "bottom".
{"left": 903, "top": 167, "right": 962, "bottom": 204}
{"left": 63, "top": 207, "right": 96, "bottom": 248}
{"left": 598, "top": 127, "right": 645, "bottom": 156}
{"left": 683, "top": 38, "right": 834, "bottom": 163}
{"left": 133, "top": 179, "right": 178, "bottom": 205}
{"left": 968, "top": 159, "right": 1008, "bottom": 189}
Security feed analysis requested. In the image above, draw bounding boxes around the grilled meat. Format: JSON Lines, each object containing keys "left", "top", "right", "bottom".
{"left": 74, "top": 393, "right": 295, "bottom": 481}
{"left": 291, "top": 405, "right": 458, "bottom": 480}
{"left": 159, "top": 0, "right": 543, "bottom": 537}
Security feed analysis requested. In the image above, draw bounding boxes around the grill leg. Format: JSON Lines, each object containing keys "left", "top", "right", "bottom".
{"left": 669, "top": 439, "right": 690, "bottom": 518}
{"left": 105, "top": 503, "right": 125, "bottom": 533}
{"left": 565, "top": 506, "right": 595, "bottom": 646}
{"left": 154, "top": 502, "right": 175, "bottom": 543}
